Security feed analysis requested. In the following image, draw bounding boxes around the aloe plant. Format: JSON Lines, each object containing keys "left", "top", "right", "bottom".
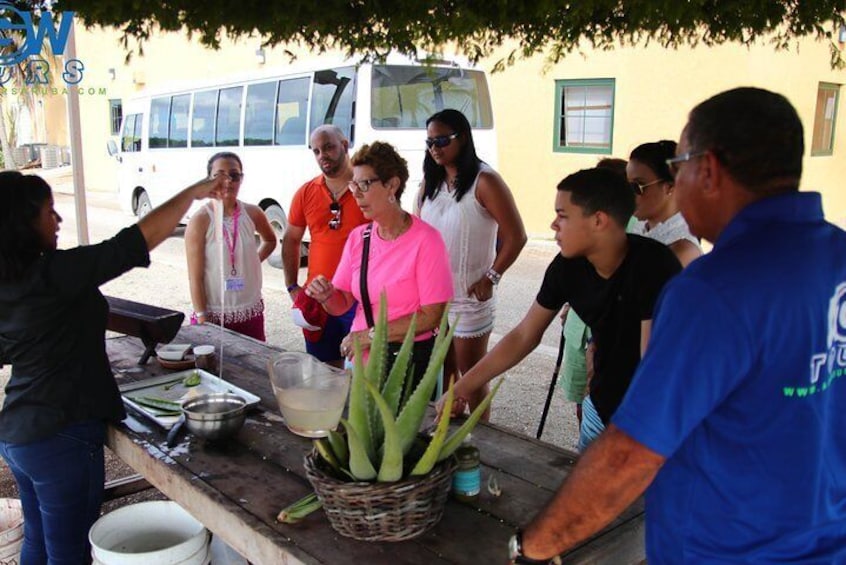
{"left": 314, "top": 291, "right": 501, "bottom": 482}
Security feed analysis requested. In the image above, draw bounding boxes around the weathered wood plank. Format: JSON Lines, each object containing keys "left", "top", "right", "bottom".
{"left": 106, "top": 326, "right": 645, "bottom": 564}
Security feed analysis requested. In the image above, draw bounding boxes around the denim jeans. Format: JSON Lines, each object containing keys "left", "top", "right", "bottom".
{"left": 0, "top": 420, "right": 106, "bottom": 565}
{"left": 578, "top": 395, "right": 606, "bottom": 452}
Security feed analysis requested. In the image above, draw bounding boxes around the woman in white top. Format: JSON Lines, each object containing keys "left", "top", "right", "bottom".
{"left": 185, "top": 152, "right": 276, "bottom": 340}
{"left": 627, "top": 140, "right": 702, "bottom": 267}
{"left": 417, "top": 109, "right": 527, "bottom": 417}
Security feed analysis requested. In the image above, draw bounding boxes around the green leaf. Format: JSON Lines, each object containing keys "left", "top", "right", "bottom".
{"left": 348, "top": 338, "right": 374, "bottom": 462}
{"left": 410, "top": 377, "right": 454, "bottom": 476}
{"left": 327, "top": 429, "right": 349, "bottom": 467}
{"left": 382, "top": 313, "right": 416, "bottom": 417}
{"left": 340, "top": 418, "right": 376, "bottom": 481}
{"left": 363, "top": 379, "right": 403, "bottom": 482}
{"left": 438, "top": 378, "right": 503, "bottom": 462}
{"left": 395, "top": 307, "right": 455, "bottom": 456}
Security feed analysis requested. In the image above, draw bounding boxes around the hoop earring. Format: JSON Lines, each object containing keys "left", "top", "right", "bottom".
{"left": 388, "top": 194, "right": 396, "bottom": 204}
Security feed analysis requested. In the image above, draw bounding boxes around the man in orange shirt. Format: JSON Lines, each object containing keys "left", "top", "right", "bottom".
{"left": 283, "top": 125, "right": 368, "bottom": 366}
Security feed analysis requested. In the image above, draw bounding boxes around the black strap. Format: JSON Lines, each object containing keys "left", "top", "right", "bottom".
{"left": 360, "top": 223, "right": 375, "bottom": 328}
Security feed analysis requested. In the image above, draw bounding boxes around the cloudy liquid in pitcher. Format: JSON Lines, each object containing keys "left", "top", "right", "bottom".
{"left": 274, "top": 387, "right": 347, "bottom": 438}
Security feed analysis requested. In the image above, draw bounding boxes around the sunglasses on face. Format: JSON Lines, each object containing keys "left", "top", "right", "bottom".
{"left": 348, "top": 177, "right": 382, "bottom": 193}
{"left": 629, "top": 178, "right": 664, "bottom": 196}
{"left": 328, "top": 202, "right": 341, "bottom": 230}
{"left": 425, "top": 132, "right": 459, "bottom": 149}
{"left": 213, "top": 171, "right": 244, "bottom": 182}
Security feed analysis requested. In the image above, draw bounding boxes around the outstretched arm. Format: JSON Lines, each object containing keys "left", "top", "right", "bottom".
{"left": 138, "top": 176, "right": 222, "bottom": 250}
{"left": 520, "top": 425, "right": 665, "bottom": 560}
{"left": 443, "top": 301, "right": 557, "bottom": 414}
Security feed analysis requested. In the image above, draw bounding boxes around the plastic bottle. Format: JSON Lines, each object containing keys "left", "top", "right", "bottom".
{"left": 451, "top": 438, "right": 481, "bottom": 502}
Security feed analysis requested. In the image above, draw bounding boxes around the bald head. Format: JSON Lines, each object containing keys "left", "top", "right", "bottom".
{"left": 310, "top": 125, "right": 347, "bottom": 146}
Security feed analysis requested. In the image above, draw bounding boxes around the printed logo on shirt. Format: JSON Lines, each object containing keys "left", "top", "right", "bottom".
{"left": 783, "top": 282, "right": 846, "bottom": 398}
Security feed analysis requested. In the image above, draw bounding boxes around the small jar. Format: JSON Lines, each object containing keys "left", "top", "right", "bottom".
{"left": 193, "top": 345, "right": 217, "bottom": 373}
{"left": 451, "top": 443, "right": 481, "bottom": 502}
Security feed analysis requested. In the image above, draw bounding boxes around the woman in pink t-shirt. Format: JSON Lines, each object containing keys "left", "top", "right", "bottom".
{"left": 306, "top": 142, "right": 453, "bottom": 388}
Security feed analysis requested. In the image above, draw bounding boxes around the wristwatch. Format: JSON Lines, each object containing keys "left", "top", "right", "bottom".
{"left": 508, "top": 531, "right": 549, "bottom": 564}
{"left": 286, "top": 283, "right": 300, "bottom": 293}
{"left": 486, "top": 267, "right": 502, "bottom": 286}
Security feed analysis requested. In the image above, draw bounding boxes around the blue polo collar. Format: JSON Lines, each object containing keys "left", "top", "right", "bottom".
{"left": 715, "top": 191, "right": 824, "bottom": 249}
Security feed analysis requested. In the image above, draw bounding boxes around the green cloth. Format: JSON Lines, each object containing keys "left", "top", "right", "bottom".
{"left": 557, "top": 310, "right": 591, "bottom": 403}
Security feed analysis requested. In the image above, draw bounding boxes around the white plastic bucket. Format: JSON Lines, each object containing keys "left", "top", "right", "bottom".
{"left": 89, "top": 501, "right": 209, "bottom": 565}
{"left": 0, "top": 498, "right": 23, "bottom": 565}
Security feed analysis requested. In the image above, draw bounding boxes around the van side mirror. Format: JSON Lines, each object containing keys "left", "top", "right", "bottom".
{"left": 106, "top": 139, "right": 118, "bottom": 156}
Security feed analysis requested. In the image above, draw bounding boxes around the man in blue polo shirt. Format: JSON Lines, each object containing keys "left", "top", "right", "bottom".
{"left": 507, "top": 88, "right": 846, "bottom": 564}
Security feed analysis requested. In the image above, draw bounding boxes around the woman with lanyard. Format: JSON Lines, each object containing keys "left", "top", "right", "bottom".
{"left": 185, "top": 151, "right": 277, "bottom": 340}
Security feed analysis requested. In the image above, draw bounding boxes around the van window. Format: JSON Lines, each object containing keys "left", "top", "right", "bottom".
{"left": 371, "top": 65, "right": 493, "bottom": 129}
{"left": 149, "top": 97, "right": 170, "bottom": 148}
{"left": 169, "top": 94, "right": 190, "bottom": 148}
{"left": 216, "top": 86, "right": 242, "bottom": 146}
{"left": 310, "top": 67, "right": 355, "bottom": 142}
{"left": 121, "top": 114, "right": 141, "bottom": 152}
{"left": 276, "top": 77, "right": 310, "bottom": 146}
{"left": 244, "top": 81, "right": 277, "bottom": 146}
{"left": 191, "top": 90, "right": 217, "bottom": 147}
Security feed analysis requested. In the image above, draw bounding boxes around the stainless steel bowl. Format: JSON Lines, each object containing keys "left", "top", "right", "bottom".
{"left": 181, "top": 393, "right": 247, "bottom": 441}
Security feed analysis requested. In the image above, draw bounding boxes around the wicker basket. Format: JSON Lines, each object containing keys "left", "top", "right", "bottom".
{"left": 303, "top": 452, "right": 456, "bottom": 542}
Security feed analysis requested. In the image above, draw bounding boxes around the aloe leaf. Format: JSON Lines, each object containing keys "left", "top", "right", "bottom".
{"left": 348, "top": 337, "right": 374, "bottom": 461}
{"left": 437, "top": 378, "right": 503, "bottom": 462}
{"left": 327, "top": 429, "right": 349, "bottom": 467}
{"left": 340, "top": 418, "right": 376, "bottom": 481}
{"left": 382, "top": 314, "right": 416, "bottom": 417}
{"left": 395, "top": 309, "right": 456, "bottom": 456}
{"left": 363, "top": 379, "right": 403, "bottom": 482}
{"left": 365, "top": 293, "right": 390, "bottom": 450}
{"left": 410, "top": 377, "right": 454, "bottom": 476}
{"left": 313, "top": 437, "right": 341, "bottom": 474}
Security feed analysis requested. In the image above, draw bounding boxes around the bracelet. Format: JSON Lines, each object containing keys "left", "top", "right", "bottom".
{"left": 190, "top": 311, "right": 206, "bottom": 325}
{"left": 286, "top": 283, "right": 300, "bottom": 293}
{"left": 485, "top": 268, "right": 502, "bottom": 286}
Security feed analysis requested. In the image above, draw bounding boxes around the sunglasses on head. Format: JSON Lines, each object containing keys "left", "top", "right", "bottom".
{"left": 629, "top": 178, "right": 664, "bottom": 196}
{"left": 214, "top": 171, "right": 244, "bottom": 182}
{"left": 425, "top": 132, "right": 459, "bottom": 149}
{"left": 328, "top": 202, "right": 341, "bottom": 230}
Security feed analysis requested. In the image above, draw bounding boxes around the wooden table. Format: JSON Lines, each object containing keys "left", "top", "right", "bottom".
{"left": 106, "top": 324, "right": 644, "bottom": 564}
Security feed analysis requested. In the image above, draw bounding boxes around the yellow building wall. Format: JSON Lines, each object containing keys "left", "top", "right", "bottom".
{"left": 61, "top": 27, "right": 846, "bottom": 234}
{"left": 484, "top": 39, "right": 846, "bottom": 235}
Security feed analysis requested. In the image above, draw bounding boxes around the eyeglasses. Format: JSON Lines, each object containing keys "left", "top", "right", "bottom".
{"left": 213, "top": 171, "right": 244, "bottom": 182}
{"left": 425, "top": 132, "right": 459, "bottom": 149}
{"left": 665, "top": 151, "right": 706, "bottom": 176}
{"left": 328, "top": 202, "right": 341, "bottom": 230}
{"left": 629, "top": 178, "right": 665, "bottom": 196}
{"left": 348, "top": 177, "right": 382, "bottom": 193}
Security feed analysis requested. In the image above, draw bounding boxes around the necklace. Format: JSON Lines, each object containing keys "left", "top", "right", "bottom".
{"left": 379, "top": 212, "right": 411, "bottom": 241}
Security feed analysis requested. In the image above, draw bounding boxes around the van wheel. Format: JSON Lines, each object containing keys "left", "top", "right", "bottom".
{"left": 264, "top": 204, "right": 287, "bottom": 269}
{"left": 263, "top": 204, "right": 308, "bottom": 269}
{"left": 136, "top": 191, "right": 152, "bottom": 219}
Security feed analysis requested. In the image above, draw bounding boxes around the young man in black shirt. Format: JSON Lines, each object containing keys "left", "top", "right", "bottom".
{"left": 445, "top": 167, "right": 681, "bottom": 449}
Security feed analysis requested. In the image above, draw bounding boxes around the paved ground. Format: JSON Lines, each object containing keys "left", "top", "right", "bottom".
{"left": 0, "top": 173, "right": 580, "bottom": 519}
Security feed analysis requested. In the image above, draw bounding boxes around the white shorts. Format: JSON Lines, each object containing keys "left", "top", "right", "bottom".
{"left": 448, "top": 296, "right": 495, "bottom": 339}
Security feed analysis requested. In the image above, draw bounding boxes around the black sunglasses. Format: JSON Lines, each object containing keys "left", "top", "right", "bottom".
{"left": 328, "top": 202, "right": 341, "bottom": 230}
{"left": 629, "top": 179, "right": 664, "bottom": 196}
{"left": 425, "top": 132, "right": 459, "bottom": 149}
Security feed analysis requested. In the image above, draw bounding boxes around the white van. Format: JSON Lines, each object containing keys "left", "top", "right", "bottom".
{"left": 110, "top": 55, "right": 496, "bottom": 266}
